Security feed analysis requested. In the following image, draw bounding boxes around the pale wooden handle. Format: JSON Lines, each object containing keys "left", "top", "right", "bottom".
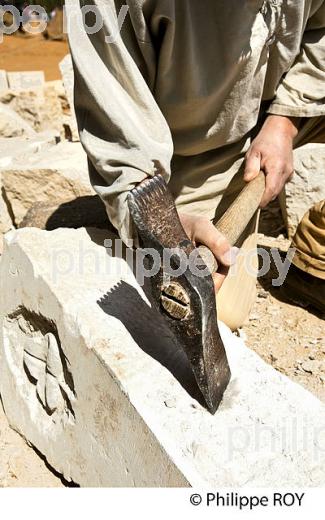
{"left": 198, "top": 172, "right": 265, "bottom": 272}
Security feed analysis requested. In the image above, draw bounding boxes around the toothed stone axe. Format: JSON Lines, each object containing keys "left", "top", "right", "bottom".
{"left": 128, "top": 171, "right": 265, "bottom": 413}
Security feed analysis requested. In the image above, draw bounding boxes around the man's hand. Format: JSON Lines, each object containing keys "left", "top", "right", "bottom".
{"left": 244, "top": 115, "right": 299, "bottom": 206}
{"left": 179, "top": 213, "right": 239, "bottom": 292}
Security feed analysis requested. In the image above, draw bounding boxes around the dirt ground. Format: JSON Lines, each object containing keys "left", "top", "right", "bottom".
{"left": 0, "top": 34, "right": 324, "bottom": 486}
{"left": 244, "top": 276, "right": 325, "bottom": 401}
{"left": 0, "top": 402, "right": 63, "bottom": 487}
{"left": 0, "top": 34, "right": 68, "bottom": 81}
{"left": 242, "top": 202, "right": 325, "bottom": 402}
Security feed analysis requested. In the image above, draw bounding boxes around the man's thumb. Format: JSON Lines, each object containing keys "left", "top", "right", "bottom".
{"left": 244, "top": 151, "right": 261, "bottom": 182}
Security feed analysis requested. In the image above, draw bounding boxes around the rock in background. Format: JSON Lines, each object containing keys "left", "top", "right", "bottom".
{"left": 20, "top": 195, "right": 110, "bottom": 231}
{"left": 0, "top": 102, "right": 36, "bottom": 138}
{"left": 283, "top": 143, "right": 325, "bottom": 239}
{"left": 59, "top": 54, "right": 79, "bottom": 141}
{"left": 0, "top": 58, "right": 92, "bottom": 256}
{"left": 7, "top": 71, "right": 45, "bottom": 91}
{"left": 0, "top": 179, "right": 13, "bottom": 254}
{"left": 0, "top": 134, "right": 56, "bottom": 252}
{"left": 1, "top": 85, "right": 65, "bottom": 139}
{"left": 0, "top": 64, "right": 79, "bottom": 141}
{"left": 0, "top": 70, "right": 8, "bottom": 92}
{"left": 0, "top": 140, "right": 92, "bottom": 227}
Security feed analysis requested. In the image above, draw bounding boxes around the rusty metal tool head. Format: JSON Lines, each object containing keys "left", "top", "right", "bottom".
{"left": 128, "top": 170, "right": 266, "bottom": 413}
{"left": 128, "top": 174, "right": 231, "bottom": 413}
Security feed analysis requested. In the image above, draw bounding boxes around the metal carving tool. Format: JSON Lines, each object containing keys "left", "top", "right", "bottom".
{"left": 128, "top": 171, "right": 265, "bottom": 413}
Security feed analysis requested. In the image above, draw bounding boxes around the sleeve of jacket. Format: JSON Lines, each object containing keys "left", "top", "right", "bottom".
{"left": 268, "top": 1, "right": 325, "bottom": 118}
{"left": 65, "top": 0, "right": 174, "bottom": 245}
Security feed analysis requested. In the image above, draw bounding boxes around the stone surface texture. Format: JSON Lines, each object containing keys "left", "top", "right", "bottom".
{"left": 0, "top": 83, "right": 68, "bottom": 138}
{"left": 0, "top": 102, "right": 36, "bottom": 138}
{"left": 0, "top": 70, "right": 8, "bottom": 92}
{"left": 0, "top": 134, "right": 58, "bottom": 245}
{"left": 0, "top": 183, "right": 12, "bottom": 235}
{"left": 0, "top": 141, "right": 92, "bottom": 226}
{"left": 59, "top": 54, "right": 79, "bottom": 141}
{"left": 0, "top": 134, "right": 58, "bottom": 169}
{"left": 59, "top": 55, "right": 74, "bottom": 118}
{"left": 0, "top": 401, "right": 63, "bottom": 487}
{"left": 20, "top": 195, "right": 109, "bottom": 231}
{"left": 0, "top": 177, "right": 13, "bottom": 255}
{"left": 1, "top": 227, "right": 325, "bottom": 487}
{"left": 285, "top": 143, "right": 325, "bottom": 238}
{"left": 7, "top": 71, "right": 45, "bottom": 91}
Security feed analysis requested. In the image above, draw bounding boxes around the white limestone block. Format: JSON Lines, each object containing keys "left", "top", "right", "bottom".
{"left": 1, "top": 227, "right": 325, "bottom": 487}
{"left": 0, "top": 175, "right": 13, "bottom": 236}
{"left": 284, "top": 143, "right": 325, "bottom": 238}
{"left": 0, "top": 70, "right": 8, "bottom": 92}
{"left": 0, "top": 134, "right": 57, "bottom": 169}
{"left": 0, "top": 141, "right": 92, "bottom": 225}
{"left": 0, "top": 102, "right": 36, "bottom": 138}
{"left": 7, "top": 71, "right": 45, "bottom": 91}
{"left": 59, "top": 54, "right": 79, "bottom": 141}
{"left": 0, "top": 84, "right": 66, "bottom": 137}
{"left": 59, "top": 55, "right": 74, "bottom": 111}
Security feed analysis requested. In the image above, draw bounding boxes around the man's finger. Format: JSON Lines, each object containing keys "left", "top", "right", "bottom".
{"left": 244, "top": 150, "right": 261, "bottom": 181}
{"left": 195, "top": 221, "right": 239, "bottom": 267}
{"left": 260, "top": 169, "right": 284, "bottom": 207}
{"left": 212, "top": 269, "right": 229, "bottom": 292}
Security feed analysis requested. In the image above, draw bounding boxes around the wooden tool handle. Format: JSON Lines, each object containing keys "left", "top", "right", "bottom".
{"left": 198, "top": 172, "right": 265, "bottom": 272}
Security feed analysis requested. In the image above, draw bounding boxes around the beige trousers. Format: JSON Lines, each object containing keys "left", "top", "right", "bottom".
{"left": 292, "top": 200, "right": 325, "bottom": 280}
{"left": 173, "top": 116, "right": 325, "bottom": 330}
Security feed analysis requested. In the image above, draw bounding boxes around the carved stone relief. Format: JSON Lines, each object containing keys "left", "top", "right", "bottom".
{"left": 4, "top": 307, "right": 76, "bottom": 425}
